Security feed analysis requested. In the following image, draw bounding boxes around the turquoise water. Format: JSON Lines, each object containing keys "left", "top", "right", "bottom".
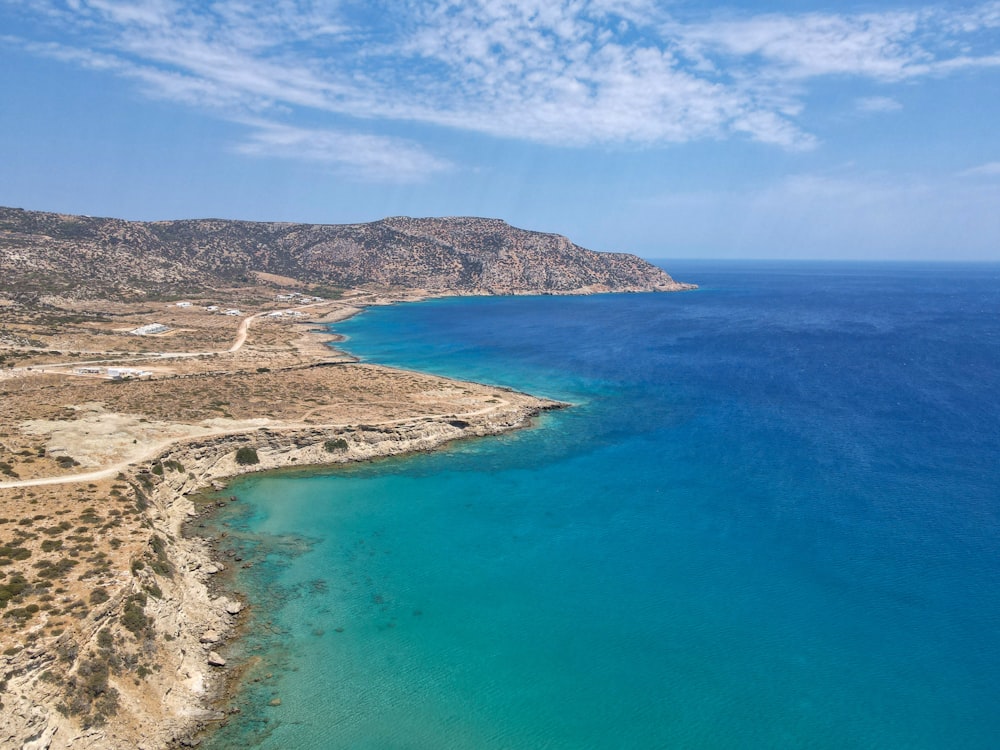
{"left": 202, "top": 262, "right": 1000, "bottom": 748}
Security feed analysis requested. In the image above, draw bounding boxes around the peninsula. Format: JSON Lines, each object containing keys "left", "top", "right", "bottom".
{"left": 0, "top": 207, "right": 693, "bottom": 749}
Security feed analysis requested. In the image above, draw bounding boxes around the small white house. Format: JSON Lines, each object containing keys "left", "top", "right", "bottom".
{"left": 131, "top": 323, "right": 170, "bottom": 336}
{"left": 205, "top": 305, "right": 219, "bottom": 312}
{"left": 107, "top": 367, "right": 151, "bottom": 380}
{"left": 223, "top": 309, "right": 242, "bottom": 316}
{"left": 175, "top": 301, "right": 193, "bottom": 308}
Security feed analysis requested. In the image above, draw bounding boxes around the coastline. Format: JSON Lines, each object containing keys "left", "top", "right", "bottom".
{"left": 148, "top": 396, "right": 561, "bottom": 749}
{"left": 0, "top": 300, "right": 563, "bottom": 750}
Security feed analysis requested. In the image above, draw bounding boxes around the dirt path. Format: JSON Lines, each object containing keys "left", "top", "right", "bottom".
{"left": 1, "top": 301, "right": 345, "bottom": 381}
{"left": 0, "top": 400, "right": 517, "bottom": 490}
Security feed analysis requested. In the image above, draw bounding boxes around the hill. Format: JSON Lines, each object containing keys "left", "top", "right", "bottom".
{"left": 0, "top": 207, "right": 692, "bottom": 300}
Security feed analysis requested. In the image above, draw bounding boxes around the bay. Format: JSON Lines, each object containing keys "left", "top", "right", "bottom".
{"left": 202, "top": 261, "right": 1000, "bottom": 749}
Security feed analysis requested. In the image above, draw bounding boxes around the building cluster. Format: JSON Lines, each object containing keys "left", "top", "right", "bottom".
{"left": 173, "top": 302, "right": 238, "bottom": 315}
{"left": 275, "top": 292, "right": 325, "bottom": 303}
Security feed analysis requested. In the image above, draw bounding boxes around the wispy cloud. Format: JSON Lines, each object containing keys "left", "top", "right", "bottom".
{"left": 959, "top": 161, "right": 1000, "bottom": 177}
{"left": 234, "top": 121, "right": 453, "bottom": 182}
{"left": 634, "top": 170, "right": 1000, "bottom": 259}
{"left": 3, "top": 0, "right": 1000, "bottom": 174}
{"left": 856, "top": 96, "right": 903, "bottom": 113}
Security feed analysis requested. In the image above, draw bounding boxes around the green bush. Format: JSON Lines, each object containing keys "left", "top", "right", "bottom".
{"left": 0, "top": 574, "right": 28, "bottom": 608}
{"left": 235, "top": 447, "right": 259, "bottom": 465}
{"left": 323, "top": 438, "right": 348, "bottom": 453}
{"left": 120, "top": 593, "right": 150, "bottom": 635}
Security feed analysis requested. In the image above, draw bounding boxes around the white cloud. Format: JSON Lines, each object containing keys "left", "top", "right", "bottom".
{"left": 673, "top": 11, "right": 930, "bottom": 81}
{"left": 959, "top": 161, "right": 1000, "bottom": 177}
{"left": 233, "top": 121, "right": 454, "bottom": 182}
{"left": 4, "top": 0, "right": 1000, "bottom": 172}
{"left": 856, "top": 96, "right": 903, "bottom": 113}
{"left": 672, "top": 6, "right": 1000, "bottom": 81}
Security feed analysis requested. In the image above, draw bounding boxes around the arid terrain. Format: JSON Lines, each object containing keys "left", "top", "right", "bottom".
{"left": 0, "top": 208, "right": 691, "bottom": 749}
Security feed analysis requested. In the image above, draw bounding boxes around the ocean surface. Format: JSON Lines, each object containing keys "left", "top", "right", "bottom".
{"left": 201, "top": 261, "right": 1000, "bottom": 749}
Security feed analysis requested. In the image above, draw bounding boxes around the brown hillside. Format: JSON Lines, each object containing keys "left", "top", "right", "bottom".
{"left": 0, "top": 207, "right": 693, "bottom": 300}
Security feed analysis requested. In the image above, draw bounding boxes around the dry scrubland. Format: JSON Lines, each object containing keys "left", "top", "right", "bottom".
{"left": 0, "top": 286, "right": 559, "bottom": 749}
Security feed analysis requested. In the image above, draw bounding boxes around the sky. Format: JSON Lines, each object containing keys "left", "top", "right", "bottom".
{"left": 1, "top": 0, "right": 999, "bottom": 260}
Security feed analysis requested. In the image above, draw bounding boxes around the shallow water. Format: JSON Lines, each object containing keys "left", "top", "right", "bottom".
{"left": 202, "top": 262, "right": 1000, "bottom": 749}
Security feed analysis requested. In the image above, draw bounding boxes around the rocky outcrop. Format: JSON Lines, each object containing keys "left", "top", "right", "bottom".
{"left": 0, "top": 207, "right": 693, "bottom": 300}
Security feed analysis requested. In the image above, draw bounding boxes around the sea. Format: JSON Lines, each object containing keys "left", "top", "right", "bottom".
{"left": 200, "top": 261, "right": 1000, "bottom": 749}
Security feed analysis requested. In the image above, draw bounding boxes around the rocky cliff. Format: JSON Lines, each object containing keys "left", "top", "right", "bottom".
{"left": 0, "top": 207, "right": 693, "bottom": 300}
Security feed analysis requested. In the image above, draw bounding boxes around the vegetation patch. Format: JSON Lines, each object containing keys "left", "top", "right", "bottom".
{"left": 0, "top": 545, "right": 31, "bottom": 561}
{"left": 323, "top": 438, "right": 348, "bottom": 452}
{"left": 235, "top": 446, "right": 260, "bottom": 465}
{"left": 120, "top": 592, "right": 151, "bottom": 636}
{"left": 0, "top": 573, "right": 29, "bottom": 609}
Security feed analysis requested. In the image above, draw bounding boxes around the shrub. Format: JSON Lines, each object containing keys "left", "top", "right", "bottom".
{"left": 120, "top": 593, "right": 150, "bottom": 635}
{"left": 235, "top": 447, "right": 259, "bottom": 465}
{"left": 97, "top": 628, "right": 114, "bottom": 649}
{"left": 35, "top": 557, "right": 78, "bottom": 579}
{"left": 323, "top": 438, "right": 348, "bottom": 453}
{"left": 0, "top": 573, "right": 29, "bottom": 607}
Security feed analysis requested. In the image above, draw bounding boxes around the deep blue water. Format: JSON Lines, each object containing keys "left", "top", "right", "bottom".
{"left": 202, "top": 262, "right": 1000, "bottom": 749}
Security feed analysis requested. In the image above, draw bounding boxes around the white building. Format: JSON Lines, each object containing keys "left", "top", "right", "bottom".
{"left": 107, "top": 368, "right": 152, "bottom": 380}
{"left": 131, "top": 323, "right": 170, "bottom": 336}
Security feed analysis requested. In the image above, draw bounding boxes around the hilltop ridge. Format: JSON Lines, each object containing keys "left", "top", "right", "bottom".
{"left": 0, "top": 207, "right": 693, "bottom": 300}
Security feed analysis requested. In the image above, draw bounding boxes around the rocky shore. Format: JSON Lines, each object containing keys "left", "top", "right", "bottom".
{"left": 2, "top": 379, "right": 560, "bottom": 750}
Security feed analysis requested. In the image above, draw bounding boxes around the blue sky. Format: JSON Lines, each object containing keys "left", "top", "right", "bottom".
{"left": 1, "top": 0, "right": 999, "bottom": 260}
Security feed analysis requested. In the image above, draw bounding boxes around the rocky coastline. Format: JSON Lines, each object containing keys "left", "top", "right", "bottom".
{"left": 1, "top": 380, "right": 560, "bottom": 750}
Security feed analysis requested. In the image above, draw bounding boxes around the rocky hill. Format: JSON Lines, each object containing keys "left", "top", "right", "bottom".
{"left": 0, "top": 206, "right": 693, "bottom": 300}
